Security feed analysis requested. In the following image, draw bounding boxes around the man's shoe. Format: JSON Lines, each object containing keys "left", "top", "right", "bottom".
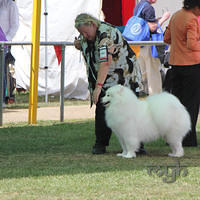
{"left": 92, "top": 145, "right": 106, "bottom": 154}
{"left": 136, "top": 147, "right": 147, "bottom": 155}
{"left": 182, "top": 143, "right": 197, "bottom": 147}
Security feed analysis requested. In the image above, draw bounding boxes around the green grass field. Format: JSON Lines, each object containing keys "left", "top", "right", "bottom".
{"left": 0, "top": 118, "right": 200, "bottom": 200}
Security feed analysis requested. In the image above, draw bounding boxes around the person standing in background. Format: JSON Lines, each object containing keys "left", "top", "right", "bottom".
{"left": 0, "top": 0, "right": 19, "bottom": 41}
{"left": 164, "top": 0, "right": 200, "bottom": 147}
{"left": 134, "top": 0, "right": 170, "bottom": 95}
{"left": 0, "top": 0, "right": 19, "bottom": 105}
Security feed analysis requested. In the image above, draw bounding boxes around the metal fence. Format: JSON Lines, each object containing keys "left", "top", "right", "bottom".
{"left": 0, "top": 40, "right": 166, "bottom": 126}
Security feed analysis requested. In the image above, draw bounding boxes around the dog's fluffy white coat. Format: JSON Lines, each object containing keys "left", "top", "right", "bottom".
{"left": 102, "top": 85, "right": 191, "bottom": 158}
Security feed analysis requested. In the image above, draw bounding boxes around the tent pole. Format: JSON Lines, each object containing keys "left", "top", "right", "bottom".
{"left": 44, "top": 0, "right": 48, "bottom": 103}
{"left": 28, "top": 0, "right": 41, "bottom": 124}
{"left": 0, "top": 45, "right": 4, "bottom": 126}
{"left": 60, "top": 45, "right": 65, "bottom": 122}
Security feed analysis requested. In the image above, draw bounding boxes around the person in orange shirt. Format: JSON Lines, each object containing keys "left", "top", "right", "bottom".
{"left": 164, "top": 0, "right": 200, "bottom": 147}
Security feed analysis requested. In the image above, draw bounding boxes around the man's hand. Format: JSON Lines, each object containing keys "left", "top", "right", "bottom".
{"left": 158, "top": 11, "right": 170, "bottom": 26}
{"left": 92, "top": 86, "right": 102, "bottom": 105}
{"left": 74, "top": 37, "right": 82, "bottom": 50}
{"left": 147, "top": 22, "right": 158, "bottom": 32}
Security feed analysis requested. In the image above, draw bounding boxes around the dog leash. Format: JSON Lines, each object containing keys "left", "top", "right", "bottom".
{"left": 77, "top": 43, "right": 106, "bottom": 95}
{"left": 88, "top": 64, "right": 106, "bottom": 94}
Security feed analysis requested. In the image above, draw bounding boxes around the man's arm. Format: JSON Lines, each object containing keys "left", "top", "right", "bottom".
{"left": 92, "top": 53, "right": 112, "bottom": 104}
{"left": 148, "top": 11, "right": 170, "bottom": 32}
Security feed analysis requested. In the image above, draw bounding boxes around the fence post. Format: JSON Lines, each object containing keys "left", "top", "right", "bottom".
{"left": 60, "top": 45, "right": 65, "bottom": 122}
{"left": 28, "top": 0, "right": 41, "bottom": 124}
{"left": 0, "top": 44, "right": 4, "bottom": 126}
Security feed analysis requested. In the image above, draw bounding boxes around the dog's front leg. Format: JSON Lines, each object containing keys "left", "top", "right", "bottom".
{"left": 122, "top": 137, "right": 139, "bottom": 158}
{"left": 115, "top": 132, "right": 128, "bottom": 157}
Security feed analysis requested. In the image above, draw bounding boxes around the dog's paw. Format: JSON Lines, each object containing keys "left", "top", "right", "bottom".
{"left": 117, "top": 151, "right": 127, "bottom": 157}
{"left": 122, "top": 152, "right": 136, "bottom": 158}
{"left": 168, "top": 153, "right": 176, "bottom": 157}
{"left": 168, "top": 152, "right": 184, "bottom": 157}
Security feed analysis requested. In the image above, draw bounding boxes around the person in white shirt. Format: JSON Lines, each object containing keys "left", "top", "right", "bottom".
{"left": 0, "top": 0, "right": 19, "bottom": 41}
{"left": 0, "top": 0, "right": 19, "bottom": 105}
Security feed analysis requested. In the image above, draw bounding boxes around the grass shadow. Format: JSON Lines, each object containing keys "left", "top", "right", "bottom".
{"left": 0, "top": 120, "right": 199, "bottom": 179}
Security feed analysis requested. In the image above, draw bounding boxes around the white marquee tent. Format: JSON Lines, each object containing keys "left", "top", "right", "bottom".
{"left": 153, "top": 0, "right": 183, "bottom": 29}
{"left": 12, "top": 0, "right": 103, "bottom": 99}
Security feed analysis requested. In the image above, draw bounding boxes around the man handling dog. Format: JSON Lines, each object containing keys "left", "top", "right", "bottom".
{"left": 74, "top": 13, "right": 144, "bottom": 155}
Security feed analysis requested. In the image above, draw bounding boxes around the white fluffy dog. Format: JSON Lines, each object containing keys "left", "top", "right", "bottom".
{"left": 102, "top": 85, "right": 191, "bottom": 158}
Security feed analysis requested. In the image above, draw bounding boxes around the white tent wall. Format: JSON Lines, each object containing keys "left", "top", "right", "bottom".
{"left": 12, "top": 0, "right": 102, "bottom": 99}
{"left": 153, "top": 0, "right": 183, "bottom": 30}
